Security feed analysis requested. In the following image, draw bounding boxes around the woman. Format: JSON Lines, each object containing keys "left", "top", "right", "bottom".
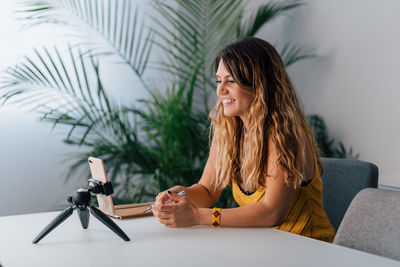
{"left": 151, "top": 37, "right": 335, "bottom": 242}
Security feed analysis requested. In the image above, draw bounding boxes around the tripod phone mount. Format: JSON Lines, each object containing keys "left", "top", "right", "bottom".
{"left": 32, "top": 180, "right": 130, "bottom": 244}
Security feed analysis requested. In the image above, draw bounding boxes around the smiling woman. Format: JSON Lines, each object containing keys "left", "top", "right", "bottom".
{"left": 150, "top": 37, "right": 335, "bottom": 243}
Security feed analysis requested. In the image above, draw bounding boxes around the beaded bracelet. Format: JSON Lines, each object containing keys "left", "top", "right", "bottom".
{"left": 212, "top": 207, "right": 221, "bottom": 227}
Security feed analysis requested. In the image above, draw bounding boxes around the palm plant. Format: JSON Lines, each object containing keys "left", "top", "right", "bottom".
{"left": 1, "top": 0, "right": 314, "bottom": 206}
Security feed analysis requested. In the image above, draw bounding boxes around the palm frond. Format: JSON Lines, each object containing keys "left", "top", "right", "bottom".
{"left": 16, "top": 0, "right": 153, "bottom": 81}
{"left": 0, "top": 45, "right": 128, "bottom": 146}
{"left": 279, "top": 42, "right": 316, "bottom": 67}
{"left": 239, "top": 0, "right": 304, "bottom": 37}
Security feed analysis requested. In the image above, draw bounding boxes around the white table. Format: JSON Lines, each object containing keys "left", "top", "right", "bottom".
{"left": 0, "top": 211, "right": 399, "bottom": 267}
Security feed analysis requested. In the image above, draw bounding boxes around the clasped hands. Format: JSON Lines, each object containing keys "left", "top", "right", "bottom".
{"left": 151, "top": 189, "right": 199, "bottom": 228}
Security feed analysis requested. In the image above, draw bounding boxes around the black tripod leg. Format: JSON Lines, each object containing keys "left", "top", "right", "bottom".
{"left": 32, "top": 206, "right": 74, "bottom": 244}
{"left": 90, "top": 206, "right": 131, "bottom": 241}
{"left": 77, "top": 207, "right": 90, "bottom": 229}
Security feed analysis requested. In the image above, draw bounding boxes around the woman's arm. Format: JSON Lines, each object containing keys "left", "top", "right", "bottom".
{"left": 199, "top": 137, "right": 296, "bottom": 226}
{"left": 155, "top": 173, "right": 294, "bottom": 228}
{"left": 198, "top": 178, "right": 294, "bottom": 227}
{"left": 153, "top": 137, "right": 296, "bottom": 228}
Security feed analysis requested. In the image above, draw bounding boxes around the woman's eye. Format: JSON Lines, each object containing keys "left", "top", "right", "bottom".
{"left": 215, "top": 80, "right": 235, "bottom": 85}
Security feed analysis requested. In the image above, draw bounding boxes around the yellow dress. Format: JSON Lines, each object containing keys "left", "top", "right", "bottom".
{"left": 232, "top": 158, "right": 335, "bottom": 243}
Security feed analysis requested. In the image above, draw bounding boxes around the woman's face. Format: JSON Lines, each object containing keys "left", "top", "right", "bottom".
{"left": 216, "top": 60, "right": 254, "bottom": 122}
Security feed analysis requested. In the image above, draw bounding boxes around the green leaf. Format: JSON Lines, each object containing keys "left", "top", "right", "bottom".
{"left": 239, "top": 0, "right": 304, "bottom": 37}
{"left": 280, "top": 42, "right": 316, "bottom": 67}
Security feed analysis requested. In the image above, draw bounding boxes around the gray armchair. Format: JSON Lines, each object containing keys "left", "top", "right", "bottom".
{"left": 334, "top": 188, "right": 400, "bottom": 261}
{"left": 320, "top": 158, "right": 379, "bottom": 231}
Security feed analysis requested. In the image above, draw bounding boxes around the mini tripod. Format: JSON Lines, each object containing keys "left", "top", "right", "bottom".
{"left": 32, "top": 185, "right": 130, "bottom": 243}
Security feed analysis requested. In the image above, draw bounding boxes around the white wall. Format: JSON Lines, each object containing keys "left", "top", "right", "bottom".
{"left": 262, "top": 0, "right": 400, "bottom": 187}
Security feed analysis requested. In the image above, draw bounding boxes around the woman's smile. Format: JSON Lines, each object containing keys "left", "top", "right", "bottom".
{"left": 221, "top": 98, "right": 235, "bottom": 105}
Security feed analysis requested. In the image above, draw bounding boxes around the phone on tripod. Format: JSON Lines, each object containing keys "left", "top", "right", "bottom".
{"left": 88, "top": 157, "right": 153, "bottom": 219}
{"left": 32, "top": 159, "right": 131, "bottom": 243}
{"left": 88, "top": 157, "right": 114, "bottom": 216}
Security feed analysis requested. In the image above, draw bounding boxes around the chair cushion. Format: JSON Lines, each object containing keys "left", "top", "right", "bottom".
{"left": 334, "top": 188, "right": 400, "bottom": 261}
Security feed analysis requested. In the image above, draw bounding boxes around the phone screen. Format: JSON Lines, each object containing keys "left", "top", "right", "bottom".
{"left": 88, "top": 157, "right": 114, "bottom": 215}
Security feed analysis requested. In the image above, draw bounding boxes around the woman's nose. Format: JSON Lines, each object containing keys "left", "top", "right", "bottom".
{"left": 218, "top": 82, "right": 228, "bottom": 95}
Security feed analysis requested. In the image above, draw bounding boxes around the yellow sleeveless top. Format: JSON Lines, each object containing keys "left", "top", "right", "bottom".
{"left": 232, "top": 156, "right": 335, "bottom": 242}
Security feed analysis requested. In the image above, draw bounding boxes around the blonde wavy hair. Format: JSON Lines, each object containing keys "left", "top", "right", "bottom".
{"left": 209, "top": 37, "right": 321, "bottom": 193}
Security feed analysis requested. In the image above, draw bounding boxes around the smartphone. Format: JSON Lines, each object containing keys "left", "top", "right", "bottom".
{"left": 88, "top": 157, "right": 114, "bottom": 216}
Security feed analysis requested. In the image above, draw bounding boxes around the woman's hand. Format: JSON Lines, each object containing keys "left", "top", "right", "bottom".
{"left": 152, "top": 191, "right": 199, "bottom": 228}
{"left": 155, "top": 185, "right": 186, "bottom": 205}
